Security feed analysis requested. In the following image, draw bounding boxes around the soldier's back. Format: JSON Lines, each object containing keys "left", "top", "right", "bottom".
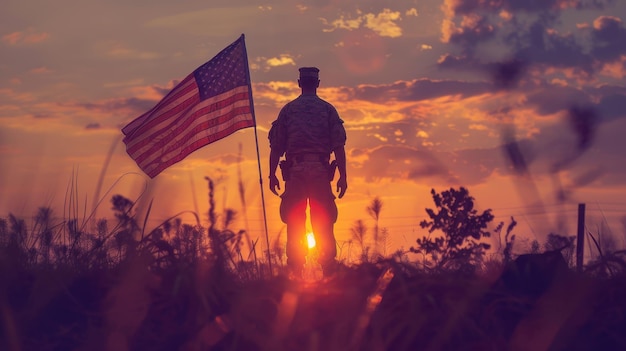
{"left": 282, "top": 95, "right": 337, "bottom": 155}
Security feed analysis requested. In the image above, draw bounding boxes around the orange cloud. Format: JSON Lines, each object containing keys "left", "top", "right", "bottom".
{"left": 0, "top": 88, "right": 36, "bottom": 103}
{"left": 363, "top": 9, "right": 403, "bottom": 38}
{"left": 0, "top": 145, "right": 21, "bottom": 155}
{"left": 30, "top": 67, "right": 53, "bottom": 74}
{"left": 252, "top": 81, "right": 300, "bottom": 106}
{"left": 406, "top": 8, "right": 418, "bottom": 17}
{"left": 264, "top": 54, "right": 297, "bottom": 70}
{"left": 440, "top": 18, "right": 460, "bottom": 43}
{"left": 593, "top": 15, "right": 622, "bottom": 30}
{"left": 321, "top": 8, "right": 404, "bottom": 38}
{"left": 2, "top": 28, "right": 49, "bottom": 45}
{"left": 97, "top": 41, "right": 160, "bottom": 60}
{"left": 599, "top": 55, "right": 626, "bottom": 79}
{"left": 120, "top": 79, "right": 182, "bottom": 102}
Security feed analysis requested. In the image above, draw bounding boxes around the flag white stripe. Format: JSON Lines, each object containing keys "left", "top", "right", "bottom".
{"left": 124, "top": 79, "right": 198, "bottom": 149}
{"left": 138, "top": 112, "right": 253, "bottom": 175}
{"left": 130, "top": 93, "right": 251, "bottom": 165}
{"left": 122, "top": 76, "right": 195, "bottom": 137}
{"left": 133, "top": 99, "right": 251, "bottom": 167}
{"left": 121, "top": 35, "right": 255, "bottom": 178}
{"left": 127, "top": 85, "right": 249, "bottom": 159}
{"left": 126, "top": 85, "right": 248, "bottom": 153}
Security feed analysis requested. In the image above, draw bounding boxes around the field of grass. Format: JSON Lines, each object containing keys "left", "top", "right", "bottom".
{"left": 2, "top": 191, "right": 626, "bottom": 351}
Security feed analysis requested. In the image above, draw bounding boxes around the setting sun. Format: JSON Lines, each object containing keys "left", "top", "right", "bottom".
{"left": 306, "top": 232, "right": 317, "bottom": 249}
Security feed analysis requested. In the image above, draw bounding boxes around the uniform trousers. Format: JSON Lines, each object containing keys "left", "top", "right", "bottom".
{"left": 279, "top": 161, "right": 338, "bottom": 271}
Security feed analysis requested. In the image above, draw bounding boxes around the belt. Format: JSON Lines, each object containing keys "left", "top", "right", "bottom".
{"left": 290, "top": 153, "right": 329, "bottom": 163}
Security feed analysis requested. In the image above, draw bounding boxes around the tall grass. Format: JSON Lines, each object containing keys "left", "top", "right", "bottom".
{"left": 2, "top": 181, "right": 626, "bottom": 350}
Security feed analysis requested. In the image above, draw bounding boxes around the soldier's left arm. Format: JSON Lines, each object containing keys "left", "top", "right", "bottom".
{"left": 334, "top": 146, "right": 347, "bottom": 198}
{"left": 328, "top": 104, "right": 348, "bottom": 198}
{"left": 268, "top": 110, "right": 287, "bottom": 196}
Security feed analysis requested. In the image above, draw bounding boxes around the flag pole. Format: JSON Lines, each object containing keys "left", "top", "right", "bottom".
{"left": 241, "top": 34, "right": 273, "bottom": 275}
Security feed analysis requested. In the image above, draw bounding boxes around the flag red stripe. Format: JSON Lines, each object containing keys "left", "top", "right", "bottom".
{"left": 124, "top": 92, "right": 200, "bottom": 149}
{"left": 126, "top": 88, "right": 249, "bottom": 156}
{"left": 123, "top": 80, "right": 199, "bottom": 147}
{"left": 142, "top": 119, "right": 255, "bottom": 177}
{"left": 133, "top": 105, "right": 252, "bottom": 165}
{"left": 121, "top": 35, "right": 255, "bottom": 178}
{"left": 122, "top": 76, "right": 195, "bottom": 136}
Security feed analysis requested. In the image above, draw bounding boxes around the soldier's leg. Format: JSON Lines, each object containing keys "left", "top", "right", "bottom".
{"left": 280, "top": 182, "right": 307, "bottom": 275}
{"left": 310, "top": 181, "right": 338, "bottom": 275}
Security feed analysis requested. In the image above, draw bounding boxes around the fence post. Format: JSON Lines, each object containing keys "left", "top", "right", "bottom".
{"left": 576, "top": 203, "right": 585, "bottom": 273}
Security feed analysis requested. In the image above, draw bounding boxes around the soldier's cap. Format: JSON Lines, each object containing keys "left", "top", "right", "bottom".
{"left": 299, "top": 67, "right": 319, "bottom": 80}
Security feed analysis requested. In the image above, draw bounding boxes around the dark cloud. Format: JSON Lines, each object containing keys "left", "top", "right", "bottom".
{"left": 350, "top": 148, "right": 367, "bottom": 158}
{"left": 207, "top": 153, "right": 241, "bottom": 165}
{"left": 85, "top": 123, "right": 100, "bottom": 129}
{"left": 355, "top": 143, "right": 526, "bottom": 187}
{"left": 567, "top": 105, "right": 598, "bottom": 151}
{"left": 449, "top": 16, "right": 497, "bottom": 55}
{"left": 344, "top": 80, "right": 626, "bottom": 189}
{"left": 71, "top": 97, "right": 156, "bottom": 116}
{"left": 448, "top": 147, "right": 503, "bottom": 184}
{"left": 517, "top": 28, "right": 594, "bottom": 73}
{"left": 153, "top": 81, "right": 180, "bottom": 97}
{"left": 254, "top": 82, "right": 296, "bottom": 98}
{"left": 351, "top": 79, "right": 492, "bottom": 103}
{"left": 597, "top": 93, "right": 626, "bottom": 122}
{"left": 451, "top": 0, "right": 613, "bottom": 15}
{"left": 591, "top": 16, "right": 626, "bottom": 62}
{"left": 358, "top": 145, "right": 457, "bottom": 184}
{"left": 522, "top": 82, "right": 626, "bottom": 122}
{"left": 31, "top": 113, "right": 54, "bottom": 119}
{"left": 491, "top": 59, "right": 528, "bottom": 89}
{"left": 354, "top": 143, "right": 504, "bottom": 187}
{"left": 525, "top": 85, "right": 591, "bottom": 116}
{"left": 440, "top": 1, "right": 623, "bottom": 80}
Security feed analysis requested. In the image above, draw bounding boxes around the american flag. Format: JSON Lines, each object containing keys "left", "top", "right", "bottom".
{"left": 122, "top": 34, "right": 255, "bottom": 178}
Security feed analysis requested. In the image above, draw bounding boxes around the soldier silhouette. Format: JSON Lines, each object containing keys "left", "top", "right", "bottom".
{"left": 268, "top": 67, "right": 348, "bottom": 278}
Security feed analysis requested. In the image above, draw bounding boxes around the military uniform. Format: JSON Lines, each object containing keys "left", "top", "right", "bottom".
{"left": 268, "top": 67, "right": 347, "bottom": 275}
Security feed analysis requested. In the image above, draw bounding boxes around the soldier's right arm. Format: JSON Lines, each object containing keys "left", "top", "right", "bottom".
{"left": 268, "top": 149, "right": 282, "bottom": 196}
{"left": 334, "top": 146, "right": 347, "bottom": 198}
{"left": 268, "top": 111, "right": 287, "bottom": 196}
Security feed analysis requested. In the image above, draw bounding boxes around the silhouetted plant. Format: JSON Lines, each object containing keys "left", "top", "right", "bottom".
{"left": 587, "top": 223, "right": 619, "bottom": 261}
{"left": 97, "top": 218, "right": 108, "bottom": 237}
{"left": 351, "top": 219, "right": 369, "bottom": 263}
{"left": 367, "top": 197, "right": 383, "bottom": 258}
{"left": 34, "top": 207, "right": 54, "bottom": 264}
{"left": 108, "top": 195, "right": 140, "bottom": 262}
{"left": 202, "top": 176, "right": 263, "bottom": 279}
{"left": 0, "top": 218, "right": 7, "bottom": 245}
{"left": 544, "top": 233, "right": 575, "bottom": 266}
{"left": 585, "top": 249, "right": 626, "bottom": 277}
{"left": 111, "top": 194, "right": 139, "bottom": 234}
{"left": 223, "top": 208, "right": 237, "bottom": 229}
{"left": 411, "top": 187, "right": 493, "bottom": 271}
{"left": 270, "top": 229, "right": 285, "bottom": 267}
{"left": 8, "top": 213, "right": 27, "bottom": 248}
{"left": 530, "top": 239, "right": 540, "bottom": 254}
{"left": 494, "top": 216, "right": 517, "bottom": 263}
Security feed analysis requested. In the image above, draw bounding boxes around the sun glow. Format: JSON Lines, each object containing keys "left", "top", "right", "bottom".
{"left": 306, "top": 232, "right": 316, "bottom": 249}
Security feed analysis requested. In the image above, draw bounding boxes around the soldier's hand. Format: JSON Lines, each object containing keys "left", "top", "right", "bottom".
{"left": 336, "top": 176, "right": 347, "bottom": 199}
{"left": 269, "top": 175, "right": 281, "bottom": 196}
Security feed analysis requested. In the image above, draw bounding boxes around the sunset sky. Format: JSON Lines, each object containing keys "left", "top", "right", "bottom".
{"left": 2, "top": 0, "right": 626, "bottom": 258}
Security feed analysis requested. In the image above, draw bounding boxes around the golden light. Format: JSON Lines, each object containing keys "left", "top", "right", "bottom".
{"left": 306, "top": 232, "right": 316, "bottom": 249}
